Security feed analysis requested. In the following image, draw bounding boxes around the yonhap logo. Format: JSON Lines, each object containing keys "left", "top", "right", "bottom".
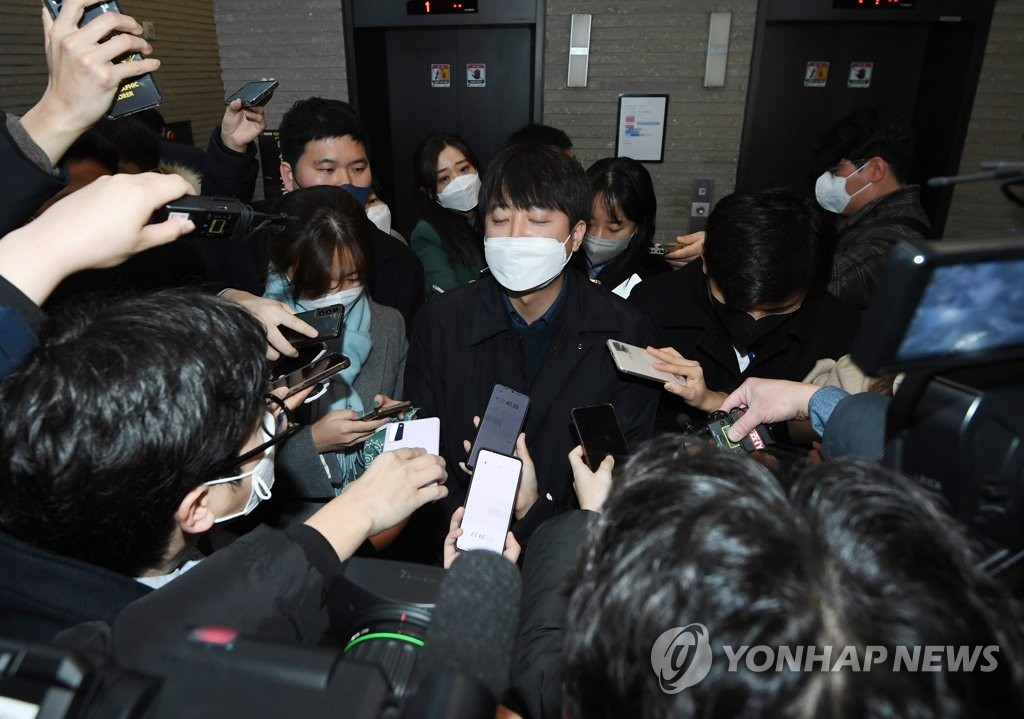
{"left": 650, "top": 623, "right": 713, "bottom": 693}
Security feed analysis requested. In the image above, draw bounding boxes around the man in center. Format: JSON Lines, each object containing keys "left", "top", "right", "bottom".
{"left": 399, "top": 143, "right": 658, "bottom": 563}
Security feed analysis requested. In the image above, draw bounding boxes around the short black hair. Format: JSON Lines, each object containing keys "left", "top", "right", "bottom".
{"left": 480, "top": 143, "right": 590, "bottom": 229}
{"left": 504, "top": 123, "right": 574, "bottom": 152}
{"left": 703, "top": 188, "right": 831, "bottom": 309}
{"left": 814, "top": 107, "right": 915, "bottom": 184}
{"left": 563, "top": 438, "right": 1024, "bottom": 719}
{"left": 584, "top": 156, "right": 657, "bottom": 288}
{"left": 93, "top": 116, "right": 161, "bottom": 172}
{"left": 278, "top": 97, "right": 368, "bottom": 170}
{"left": 61, "top": 128, "right": 119, "bottom": 174}
{"left": 269, "top": 185, "right": 374, "bottom": 301}
{"left": 413, "top": 132, "right": 484, "bottom": 269}
{"left": 0, "top": 291, "right": 267, "bottom": 577}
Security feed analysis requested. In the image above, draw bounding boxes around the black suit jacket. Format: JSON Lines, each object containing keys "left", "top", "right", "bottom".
{"left": 396, "top": 270, "right": 658, "bottom": 562}
{"left": 630, "top": 262, "right": 861, "bottom": 431}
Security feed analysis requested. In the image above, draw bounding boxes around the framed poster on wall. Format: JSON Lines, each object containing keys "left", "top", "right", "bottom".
{"left": 615, "top": 94, "right": 669, "bottom": 162}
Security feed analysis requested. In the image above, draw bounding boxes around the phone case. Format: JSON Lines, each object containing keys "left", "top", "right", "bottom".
{"left": 225, "top": 80, "right": 279, "bottom": 107}
{"left": 456, "top": 449, "right": 522, "bottom": 554}
{"left": 383, "top": 417, "right": 440, "bottom": 455}
{"left": 44, "top": 1, "right": 162, "bottom": 119}
{"left": 606, "top": 340, "right": 678, "bottom": 384}
{"left": 279, "top": 305, "right": 344, "bottom": 347}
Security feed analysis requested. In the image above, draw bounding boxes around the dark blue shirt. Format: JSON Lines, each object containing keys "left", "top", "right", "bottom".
{"left": 501, "top": 272, "right": 571, "bottom": 379}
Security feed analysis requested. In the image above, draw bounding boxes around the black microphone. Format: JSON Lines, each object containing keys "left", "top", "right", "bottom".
{"left": 404, "top": 550, "right": 522, "bottom": 719}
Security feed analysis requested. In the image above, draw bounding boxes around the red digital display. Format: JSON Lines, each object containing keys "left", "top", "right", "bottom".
{"left": 406, "top": 0, "right": 479, "bottom": 14}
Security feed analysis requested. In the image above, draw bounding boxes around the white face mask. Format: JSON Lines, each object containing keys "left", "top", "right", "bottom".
{"left": 437, "top": 173, "right": 481, "bottom": 212}
{"left": 365, "top": 203, "right": 392, "bottom": 235}
{"left": 484, "top": 233, "right": 574, "bottom": 293}
{"left": 815, "top": 161, "right": 872, "bottom": 214}
{"left": 583, "top": 233, "right": 631, "bottom": 266}
{"left": 301, "top": 285, "right": 363, "bottom": 314}
{"left": 205, "top": 415, "right": 277, "bottom": 523}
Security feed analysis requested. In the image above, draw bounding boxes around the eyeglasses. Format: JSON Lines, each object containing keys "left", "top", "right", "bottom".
{"left": 210, "top": 394, "right": 300, "bottom": 477}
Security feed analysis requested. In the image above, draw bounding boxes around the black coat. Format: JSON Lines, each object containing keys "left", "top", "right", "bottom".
{"left": 397, "top": 271, "right": 658, "bottom": 562}
{"left": 629, "top": 262, "right": 861, "bottom": 431}
{"left": 0, "top": 111, "right": 67, "bottom": 236}
{"left": 0, "top": 528, "right": 150, "bottom": 642}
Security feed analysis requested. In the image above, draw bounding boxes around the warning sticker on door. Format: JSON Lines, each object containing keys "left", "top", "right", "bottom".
{"left": 431, "top": 64, "right": 451, "bottom": 88}
{"left": 848, "top": 62, "right": 873, "bottom": 88}
{"left": 804, "top": 61, "right": 829, "bottom": 88}
{"left": 467, "top": 63, "right": 486, "bottom": 88}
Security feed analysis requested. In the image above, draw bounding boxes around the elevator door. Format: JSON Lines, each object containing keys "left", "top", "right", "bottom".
{"left": 383, "top": 26, "right": 533, "bottom": 237}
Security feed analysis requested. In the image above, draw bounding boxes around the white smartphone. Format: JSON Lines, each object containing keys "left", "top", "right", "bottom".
{"left": 382, "top": 417, "right": 440, "bottom": 455}
{"left": 606, "top": 339, "right": 678, "bottom": 384}
{"left": 456, "top": 450, "right": 522, "bottom": 554}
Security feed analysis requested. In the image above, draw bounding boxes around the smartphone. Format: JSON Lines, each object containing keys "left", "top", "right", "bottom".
{"left": 268, "top": 350, "right": 350, "bottom": 399}
{"left": 225, "top": 80, "right": 279, "bottom": 108}
{"left": 648, "top": 243, "right": 684, "bottom": 256}
{"left": 571, "top": 404, "right": 630, "bottom": 471}
{"left": 382, "top": 417, "right": 440, "bottom": 455}
{"left": 44, "top": 1, "right": 162, "bottom": 119}
{"left": 606, "top": 339, "right": 678, "bottom": 384}
{"left": 358, "top": 400, "right": 413, "bottom": 422}
{"left": 279, "top": 305, "right": 344, "bottom": 349}
{"left": 466, "top": 384, "right": 530, "bottom": 470}
{"left": 456, "top": 450, "right": 522, "bottom": 554}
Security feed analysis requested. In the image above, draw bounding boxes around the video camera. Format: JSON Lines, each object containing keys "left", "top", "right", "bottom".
{"left": 852, "top": 235, "right": 1024, "bottom": 579}
{"left": 151, "top": 196, "right": 291, "bottom": 241}
{"left": 0, "top": 552, "right": 520, "bottom": 719}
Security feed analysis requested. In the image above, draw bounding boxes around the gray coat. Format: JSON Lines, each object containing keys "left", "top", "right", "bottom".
{"left": 272, "top": 300, "right": 407, "bottom": 524}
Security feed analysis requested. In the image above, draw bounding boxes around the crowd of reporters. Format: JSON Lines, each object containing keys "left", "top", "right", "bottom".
{"left": 1, "top": 2, "right": 1022, "bottom": 717}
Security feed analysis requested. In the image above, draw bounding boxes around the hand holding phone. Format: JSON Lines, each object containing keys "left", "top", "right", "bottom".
{"left": 278, "top": 304, "right": 344, "bottom": 349}
{"left": 466, "top": 384, "right": 530, "bottom": 470}
{"left": 607, "top": 340, "right": 679, "bottom": 384}
{"left": 43, "top": 0, "right": 163, "bottom": 119}
{"left": 455, "top": 450, "right": 522, "bottom": 554}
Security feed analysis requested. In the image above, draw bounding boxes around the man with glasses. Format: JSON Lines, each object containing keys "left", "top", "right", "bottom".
{"left": 813, "top": 107, "right": 932, "bottom": 310}
{"left": 0, "top": 290, "right": 447, "bottom": 641}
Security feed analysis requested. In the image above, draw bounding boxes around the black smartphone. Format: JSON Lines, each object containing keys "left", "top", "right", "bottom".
{"left": 44, "top": 1, "right": 162, "bottom": 119}
{"left": 225, "top": 80, "right": 279, "bottom": 108}
{"left": 466, "top": 384, "right": 530, "bottom": 470}
{"left": 571, "top": 404, "right": 630, "bottom": 471}
{"left": 279, "top": 305, "right": 344, "bottom": 349}
{"left": 358, "top": 400, "right": 413, "bottom": 422}
{"left": 268, "top": 350, "right": 350, "bottom": 399}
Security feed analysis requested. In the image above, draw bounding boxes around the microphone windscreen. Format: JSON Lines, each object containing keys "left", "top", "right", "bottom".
{"left": 419, "top": 550, "right": 522, "bottom": 702}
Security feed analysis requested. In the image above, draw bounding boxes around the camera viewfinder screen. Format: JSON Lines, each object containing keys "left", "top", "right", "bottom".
{"left": 896, "top": 259, "right": 1024, "bottom": 362}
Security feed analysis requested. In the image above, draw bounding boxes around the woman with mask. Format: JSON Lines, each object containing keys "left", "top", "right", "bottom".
{"left": 364, "top": 182, "right": 408, "bottom": 245}
{"left": 578, "top": 157, "right": 667, "bottom": 298}
{"left": 263, "top": 185, "right": 408, "bottom": 502}
{"left": 410, "top": 132, "right": 486, "bottom": 294}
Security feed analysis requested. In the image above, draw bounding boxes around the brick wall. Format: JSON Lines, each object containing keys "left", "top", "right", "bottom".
{"left": 944, "top": 0, "right": 1024, "bottom": 238}
{"left": 0, "top": 0, "right": 226, "bottom": 149}
{"left": 543, "top": 1, "right": 758, "bottom": 242}
{"left": 212, "top": 0, "right": 347, "bottom": 131}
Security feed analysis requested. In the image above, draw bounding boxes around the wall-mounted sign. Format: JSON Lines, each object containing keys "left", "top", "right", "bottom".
{"left": 804, "top": 61, "right": 830, "bottom": 88}
{"left": 615, "top": 94, "right": 668, "bottom": 163}
{"left": 431, "top": 64, "right": 451, "bottom": 88}
{"left": 848, "top": 61, "right": 874, "bottom": 88}
{"left": 467, "top": 63, "right": 486, "bottom": 87}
